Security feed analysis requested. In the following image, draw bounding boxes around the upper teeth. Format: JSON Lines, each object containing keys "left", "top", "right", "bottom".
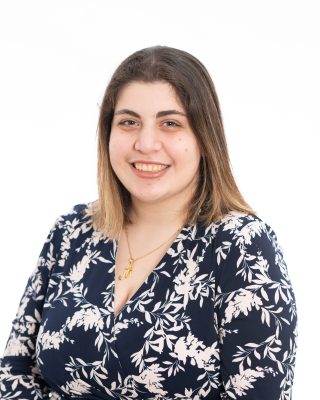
{"left": 134, "top": 163, "right": 167, "bottom": 172}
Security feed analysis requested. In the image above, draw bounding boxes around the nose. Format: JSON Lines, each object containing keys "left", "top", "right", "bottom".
{"left": 134, "top": 124, "right": 162, "bottom": 153}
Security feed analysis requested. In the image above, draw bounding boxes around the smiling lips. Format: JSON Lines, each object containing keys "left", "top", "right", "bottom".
{"left": 133, "top": 162, "right": 168, "bottom": 172}
{"left": 133, "top": 163, "right": 168, "bottom": 172}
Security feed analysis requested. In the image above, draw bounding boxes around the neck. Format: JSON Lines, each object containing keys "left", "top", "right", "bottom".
{"left": 128, "top": 198, "right": 187, "bottom": 230}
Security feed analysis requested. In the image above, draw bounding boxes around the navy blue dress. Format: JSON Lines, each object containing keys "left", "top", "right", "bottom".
{"left": 0, "top": 202, "right": 297, "bottom": 399}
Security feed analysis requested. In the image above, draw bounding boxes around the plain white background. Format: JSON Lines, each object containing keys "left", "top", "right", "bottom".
{"left": 0, "top": 0, "right": 319, "bottom": 398}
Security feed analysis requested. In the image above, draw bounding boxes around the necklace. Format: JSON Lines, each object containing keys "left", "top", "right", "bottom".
{"left": 118, "top": 226, "right": 182, "bottom": 280}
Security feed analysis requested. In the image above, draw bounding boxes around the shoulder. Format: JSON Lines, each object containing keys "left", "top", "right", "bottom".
{"left": 42, "top": 201, "right": 99, "bottom": 259}
{"left": 215, "top": 210, "right": 279, "bottom": 247}
{"left": 210, "top": 211, "right": 284, "bottom": 268}
{"left": 54, "top": 201, "right": 95, "bottom": 225}
{"left": 190, "top": 211, "right": 280, "bottom": 251}
{"left": 48, "top": 201, "right": 97, "bottom": 239}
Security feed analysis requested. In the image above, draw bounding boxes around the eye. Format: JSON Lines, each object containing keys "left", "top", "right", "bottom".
{"left": 162, "top": 120, "right": 181, "bottom": 128}
{"left": 119, "top": 119, "right": 138, "bottom": 126}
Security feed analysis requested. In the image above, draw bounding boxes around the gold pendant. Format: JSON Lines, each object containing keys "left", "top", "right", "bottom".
{"left": 118, "top": 258, "right": 134, "bottom": 280}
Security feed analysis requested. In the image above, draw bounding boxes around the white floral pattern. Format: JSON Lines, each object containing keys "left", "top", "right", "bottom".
{"left": 0, "top": 202, "right": 297, "bottom": 399}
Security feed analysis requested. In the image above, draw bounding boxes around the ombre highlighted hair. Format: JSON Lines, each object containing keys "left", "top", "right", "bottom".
{"left": 90, "top": 46, "right": 256, "bottom": 238}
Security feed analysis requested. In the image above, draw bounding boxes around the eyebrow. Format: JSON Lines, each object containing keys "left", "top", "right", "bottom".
{"left": 114, "top": 109, "right": 187, "bottom": 118}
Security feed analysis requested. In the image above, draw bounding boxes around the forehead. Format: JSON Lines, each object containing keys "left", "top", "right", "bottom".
{"left": 115, "top": 81, "right": 185, "bottom": 113}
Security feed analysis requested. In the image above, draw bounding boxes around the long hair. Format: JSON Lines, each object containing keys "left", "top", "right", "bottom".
{"left": 90, "top": 45, "right": 256, "bottom": 238}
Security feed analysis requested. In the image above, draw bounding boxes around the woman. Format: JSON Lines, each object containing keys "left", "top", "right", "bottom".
{"left": 0, "top": 46, "right": 297, "bottom": 399}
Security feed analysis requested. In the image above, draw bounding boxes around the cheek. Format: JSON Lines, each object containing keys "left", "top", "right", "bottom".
{"left": 109, "top": 132, "right": 126, "bottom": 163}
{"left": 108, "top": 139, "right": 117, "bottom": 167}
{"left": 175, "top": 133, "right": 200, "bottom": 156}
{"left": 182, "top": 139, "right": 201, "bottom": 161}
{"left": 108, "top": 144, "right": 124, "bottom": 176}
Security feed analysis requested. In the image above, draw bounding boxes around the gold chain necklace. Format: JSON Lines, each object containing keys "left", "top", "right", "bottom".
{"left": 118, "top": 226, "right": 182, "bottom": 280}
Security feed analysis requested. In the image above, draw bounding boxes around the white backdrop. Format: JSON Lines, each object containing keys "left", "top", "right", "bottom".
{"left": 0, "top": 1, "right": 319, "bottom": 398}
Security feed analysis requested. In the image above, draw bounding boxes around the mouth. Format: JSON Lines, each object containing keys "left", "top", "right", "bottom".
{"left": 131, "top": 162, "right": 170, "bottom": 172}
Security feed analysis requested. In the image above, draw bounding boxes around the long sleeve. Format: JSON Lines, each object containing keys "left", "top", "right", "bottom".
{"left": 0, "top": 213, "right": 67, "bottom": 400}
{"left": 214, "top": 214, "right": 297, "bottom": 400}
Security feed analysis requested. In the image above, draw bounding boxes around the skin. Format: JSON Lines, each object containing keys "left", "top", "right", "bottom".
{"left": 109, "top": 81, "right": 202, "bottom": 316}
{"left": 109, "top": 80, "right": 201, "bottom": 224}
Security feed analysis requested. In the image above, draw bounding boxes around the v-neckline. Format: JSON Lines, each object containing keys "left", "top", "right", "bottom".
{"left": 112, "top": 225, "right": 190, "bottom": 320}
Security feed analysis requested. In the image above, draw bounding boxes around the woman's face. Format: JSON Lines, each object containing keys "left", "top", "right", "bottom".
{"left": 109, "top": 81, "right": 201, "bottom": 209}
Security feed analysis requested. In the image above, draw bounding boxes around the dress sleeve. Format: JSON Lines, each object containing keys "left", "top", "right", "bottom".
{"left": 0, "top": 214, "right": 67, "bottom": 400}
{"left": 214, "top": 214, "right": 298, "bottom": 400}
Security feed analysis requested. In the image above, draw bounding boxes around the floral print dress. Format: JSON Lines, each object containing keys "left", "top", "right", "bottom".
{"left": 0, "top": 202, "right": 297, "bottom": 399}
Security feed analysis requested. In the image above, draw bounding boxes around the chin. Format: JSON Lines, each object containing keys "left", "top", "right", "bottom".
{"left": 131, "top": 192, "right": 170, "bottom": 204}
